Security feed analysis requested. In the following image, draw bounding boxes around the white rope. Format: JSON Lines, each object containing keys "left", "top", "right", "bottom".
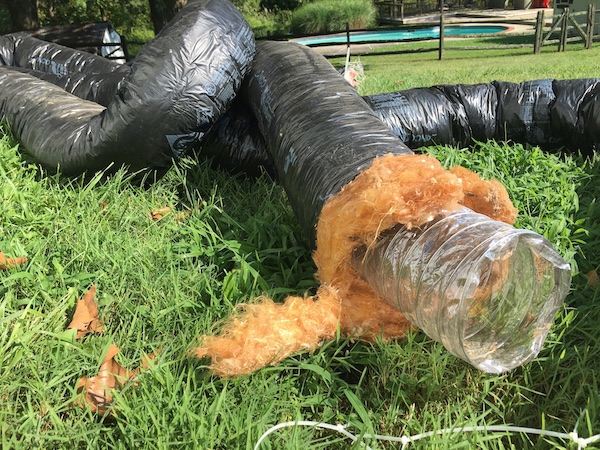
{"left": 253, "top": 421, "right": 370, "bottom": 450}
{"left": 254, "top": 420, "right": 600, "bottom": 450}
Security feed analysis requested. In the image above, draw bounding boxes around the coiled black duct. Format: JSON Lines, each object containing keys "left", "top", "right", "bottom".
{"left": 0, "top": 0, "right": 255, "bottom": 176}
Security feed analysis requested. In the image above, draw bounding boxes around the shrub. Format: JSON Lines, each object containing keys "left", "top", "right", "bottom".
{"left": 231, "top": 0, "right": 262, "bottom": 15}
{"left": 291, "top": 0, "right": 376, "bottom": 35}
{"left": 245, "top": 11, "right": 292, "bottom": 38}
{"left": 260, "top": 0, "right": 305, "bottom": 11}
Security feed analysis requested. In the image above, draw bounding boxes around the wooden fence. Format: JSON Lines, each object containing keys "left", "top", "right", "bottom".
{"left": 375, "top": 0, "right": 446, "bottom": 23}
{"left": 303, "top": 3, "right": 600, "bottom": 60}
{"left": 534, "top": 5, "right": 597, "bottom": 52}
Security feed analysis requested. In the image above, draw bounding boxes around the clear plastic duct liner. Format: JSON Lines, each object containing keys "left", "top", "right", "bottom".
{"left": 352, "top": 207, "right": 571, "bottom": 374}
{"left": 194, "top": 150, "right": 537, "bottom": 376}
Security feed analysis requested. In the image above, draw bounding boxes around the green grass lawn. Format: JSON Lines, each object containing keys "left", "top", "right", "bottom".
{"left": 2, "top": 41, "right": 600, "bottom": 449}
{"left": 331, "top": 36, "right": 600, "bottom": 94}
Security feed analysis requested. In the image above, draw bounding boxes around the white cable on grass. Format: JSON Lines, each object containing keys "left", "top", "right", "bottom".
{"left": 254, "top": 420, "right": 600, "bottom": 450}
{"left": 253, "top": 421, "right": 370, "bottom": 450}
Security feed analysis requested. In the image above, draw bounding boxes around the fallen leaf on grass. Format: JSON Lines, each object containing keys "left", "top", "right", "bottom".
{"left": 68, "top": 288, "right": 160, "bottom": 415}
{"left": 67, "top": 285, "right": 103, "bottom": 338}
{"left": 149, "top": 206, "right": 171, "bottom": 221}
{"left": 149, "top": 206, "right": 191, "bottom": 223}
{"left": 141, "top": 351, "right": 159, "bottom": 370}
{"left": 174, "top": 210, "right": 191, "bottom": 223}
{"left": 76, "top": 344, "right": 138, "bottom": 415}
{"left": 0, "top": 252, "right": 27, "bottom": 270}
{"left": 586, "top": 270, "right": 599, "bottom": 289}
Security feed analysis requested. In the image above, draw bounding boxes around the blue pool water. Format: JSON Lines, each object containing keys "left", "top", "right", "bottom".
{"left": 293, "top": 25, "right": 509, "bottom": 46}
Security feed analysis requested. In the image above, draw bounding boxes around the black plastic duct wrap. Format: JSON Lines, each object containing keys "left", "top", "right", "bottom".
{"left": 1, "top": 9, "right": 599, "bottom": 183}
{"left": 365, "top": 84, "right": 493, "bottom": 148}
{"left": 197, "top": 97, "right": 275, "bottom": 178}
{"left": 243, "top": 40, "right": 413, "bottom": 243}
{"left": 195, "top": 76, "right": 600, "bottom": 180}
{"left": 0, "top": 33, "right": 128, "bottom": 106}
{"left": 365, "top": 78, "right": 600, "bottom": 154}
{"left": 0, "top": 0, "right": 255, "bottom": 176}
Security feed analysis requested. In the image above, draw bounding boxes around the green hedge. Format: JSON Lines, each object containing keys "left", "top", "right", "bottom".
{"left": 291, "top": 0, "right": 376, "bottom": 35}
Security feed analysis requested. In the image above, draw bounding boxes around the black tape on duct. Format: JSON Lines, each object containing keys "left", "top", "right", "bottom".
{"left": 491, "top": 78, "right": 600, "bottom": 152}
{"left": 243, "top": 40, "right": 413, "bottom": 243}
{"left": 494, "top": 79, "right": 556, "bottom": 146}
{"left": 0, "top": 0, "right": 255, "bottom": 176}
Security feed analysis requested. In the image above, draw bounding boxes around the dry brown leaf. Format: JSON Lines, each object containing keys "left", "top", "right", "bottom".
{"left": 174, "top": 210, "right": 192, "bottom": 223}
{"left": 586, "top": 270, "right": 599, "bottom": 289}
{"left": 141, "top": 351, "right": 158, "bottom": 370}
{"left": 150, "top": 206, "right": 192, "bottom": 223}
{"left": 149, "top": 206, "right": 171, "bottom": 221}
{"left": 0, "top": 252, "right": 27, "bottom": 270}
{"left": 76, "top": 344, "right": 138, "bottom": 415}
{"left": 68, "top": 285, "right": 103, "bottom": 339}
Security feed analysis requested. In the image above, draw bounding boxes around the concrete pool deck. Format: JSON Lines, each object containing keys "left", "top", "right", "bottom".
{"left": 306, "top": 7, "right": 553, "bottom": 57}
{"left": 402, "top": 7, "right": 551, "bottom": 24}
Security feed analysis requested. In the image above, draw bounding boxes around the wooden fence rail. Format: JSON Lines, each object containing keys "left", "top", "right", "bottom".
{"left": 308, "top": 4, "right": 600, "bottom": 60}
{"left": 534, "top": 5, "right": 597, "bottom": 52}
{"left": 375, "top": 0, "right": 445, "bottom": 23}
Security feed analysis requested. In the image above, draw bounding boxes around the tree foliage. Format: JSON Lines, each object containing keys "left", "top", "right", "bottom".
{"left": 147, "top": 0, "right": 186, "bottom": 35}
{"left": 37, "top": 0, "right": 152, "bottom": 34}
{"left": 0, "top": 0, "right": 303, "bottom": 39}
{"left": 1, "top": 0, "right": 39, "bottom": 31}
{"left": 0, "top": 0, "right": 153, "bottom": 34}
{"left": 260, "top": 0, "right": 305, "bottom": 12}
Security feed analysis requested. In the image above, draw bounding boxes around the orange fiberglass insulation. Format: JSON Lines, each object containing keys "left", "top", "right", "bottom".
{"left": 193, "top": 153, "right": 517, "bottom": 377}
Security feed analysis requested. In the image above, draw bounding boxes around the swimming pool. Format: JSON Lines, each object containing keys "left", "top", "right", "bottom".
{"left": 292, "top": 25, "right": 510, "bottom": 46}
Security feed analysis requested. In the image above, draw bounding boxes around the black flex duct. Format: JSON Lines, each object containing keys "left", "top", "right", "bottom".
{"left": 0, "top": 0, "right": 255, "bottom": 176}
{"left": 193, "top": 75, "right": 600, "bottom": 180}
{"left": 198, "top": 97, "right": 275, "bottom": 178}
{"left": 243, "top": 40, "right": 413, "bottom": 242}
{"left": 0, "top": 35, "right": 128, "bottom": 107}
{"left": 366, "top": 79, "right": 600, "bottom": 154}
{"left": 1, "top": 5, "right": 599, "bottom": 199}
